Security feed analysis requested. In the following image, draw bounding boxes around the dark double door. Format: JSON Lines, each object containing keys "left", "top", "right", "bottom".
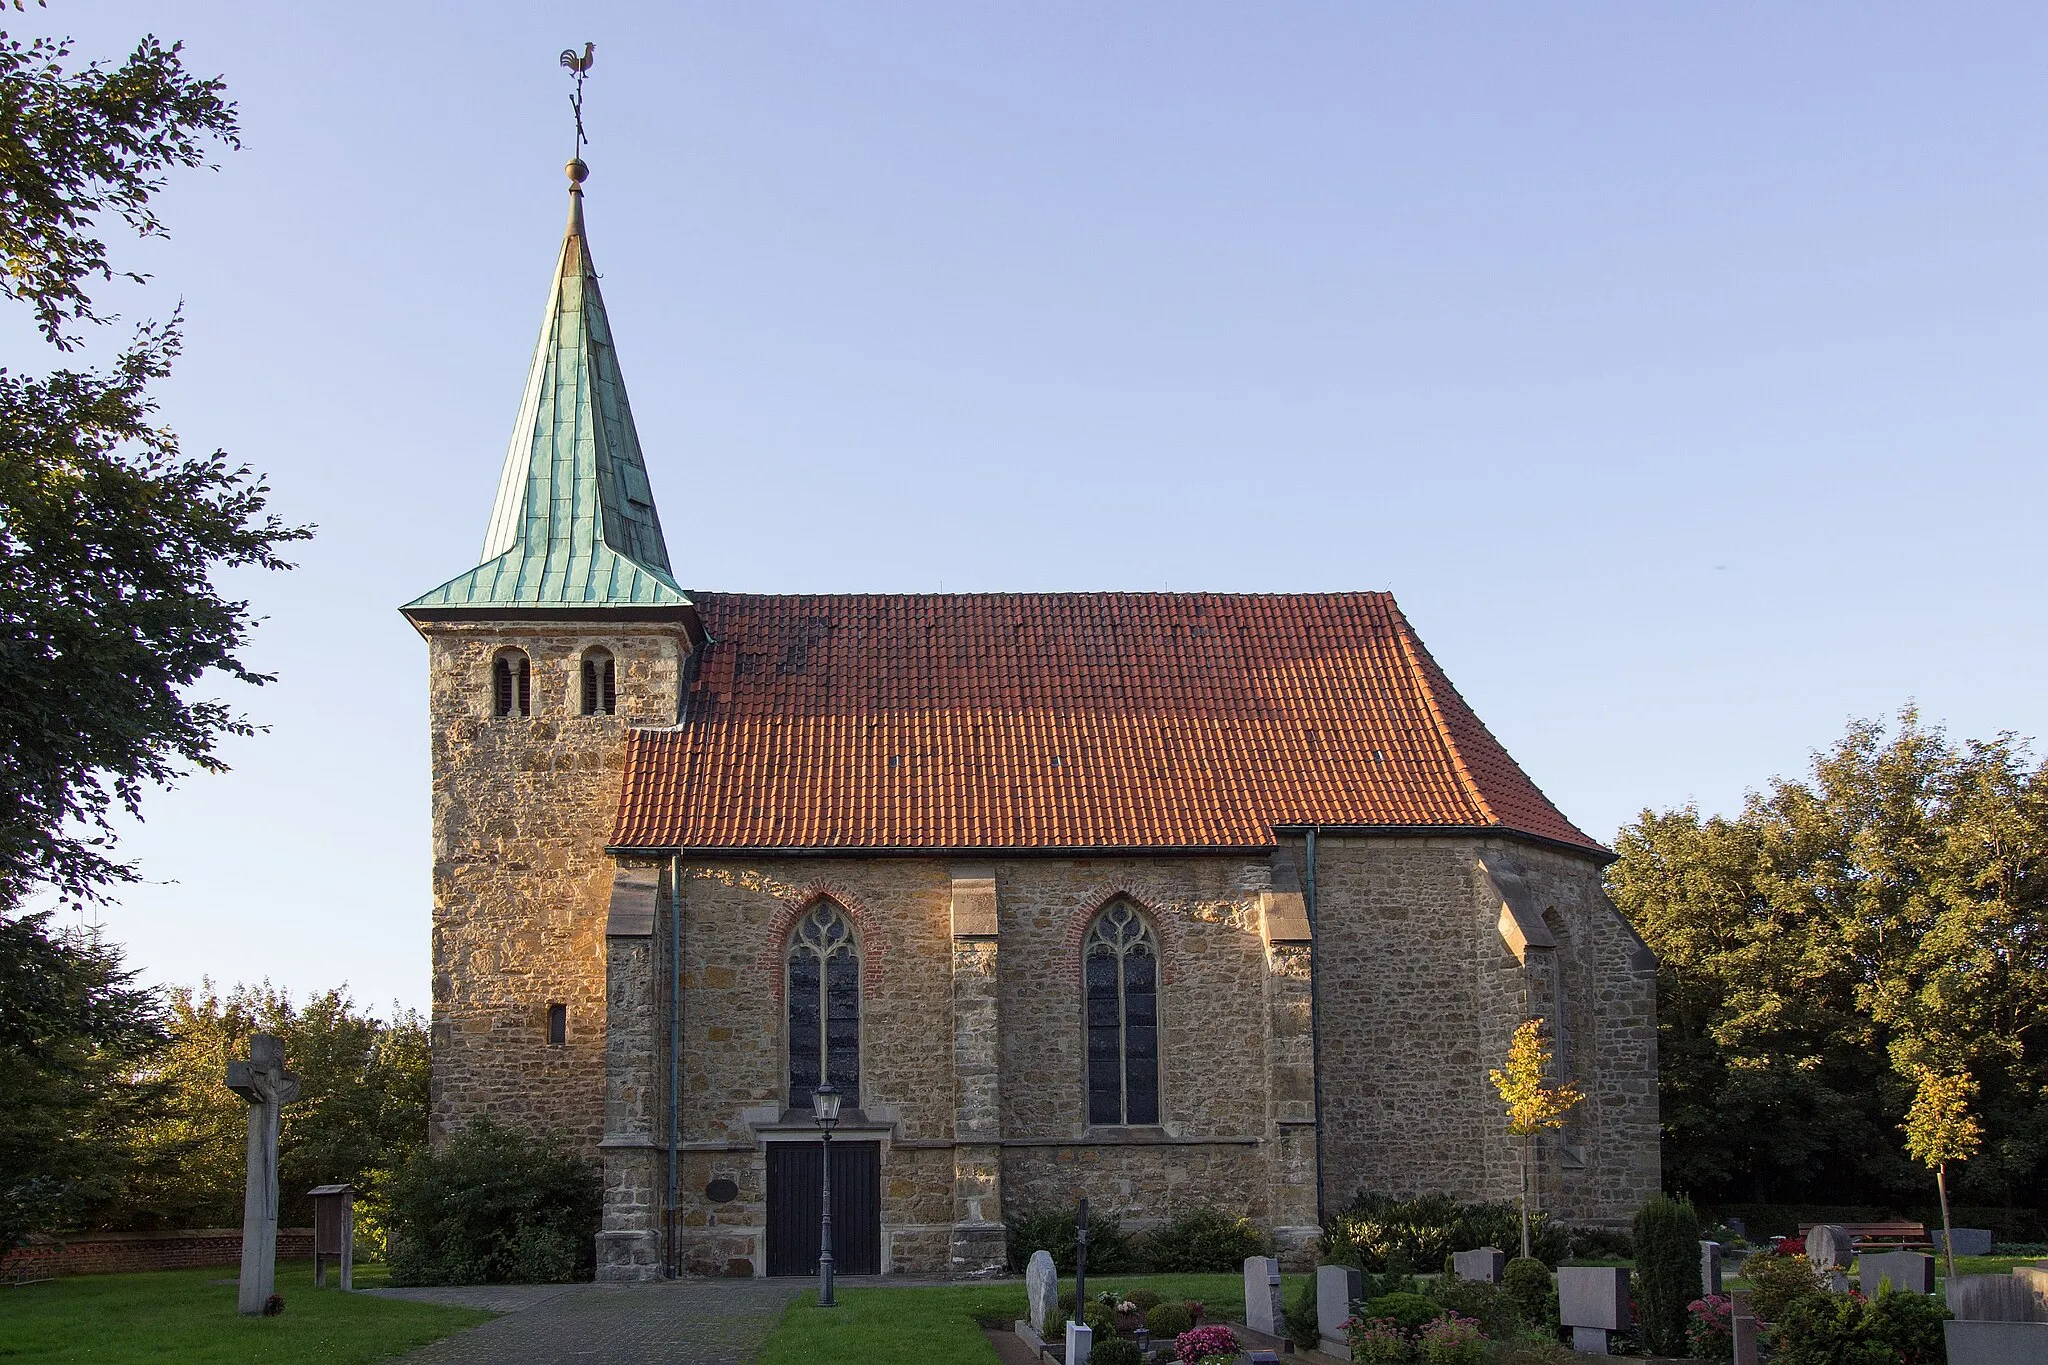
{"left": 766, "top": 1140, "right": 880, "bottom": 1276}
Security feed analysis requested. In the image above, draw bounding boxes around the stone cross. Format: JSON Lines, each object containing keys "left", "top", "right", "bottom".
{"left": 225, "top": 1034, "right": 300, "bottom": 1315}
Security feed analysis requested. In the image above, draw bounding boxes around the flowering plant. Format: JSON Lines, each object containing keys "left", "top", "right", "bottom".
{"left": 1418, "top": 1312, "right": 1488, "bottom": 1365}
{"left": 1185, "top": 1299, "right": 1206, "bottom": 1321}
{"left": 1774, "top": 1236, "right": 1807, "bottom": 1256}
{"left": 1174, "top": 1324, "right": 1240, "bottom": 1363}
{"left": 1686, "top": 1295, "right": 1733, "bottom": 1364}
{"left": 1345, "top": 1315, "right": 1410, "bottom": 1362}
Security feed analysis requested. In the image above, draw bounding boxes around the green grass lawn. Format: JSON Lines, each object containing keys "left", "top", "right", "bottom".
{"left": 753, "top": 1271, "right": 1311, "bottom": 1365}
{"left": 0, "top": 1261, "right": 491, "bottom": 1363}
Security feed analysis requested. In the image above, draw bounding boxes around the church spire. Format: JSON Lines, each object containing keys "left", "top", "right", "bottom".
{"left": 405, "top": 159, "right": 686, "bottom": 612}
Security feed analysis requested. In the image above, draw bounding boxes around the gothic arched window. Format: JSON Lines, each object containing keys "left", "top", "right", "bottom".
{"left": 787, "top": 901, "right": 860, "bottom": 1110}
{"left": 580, "top": 647, "right": 616, "bottom": 716}
{"left": 492, "top": 649, "right": 531, "bottom": 718}
{"left": 1085, "top": 901, "right": 1159, "bottom": 1126}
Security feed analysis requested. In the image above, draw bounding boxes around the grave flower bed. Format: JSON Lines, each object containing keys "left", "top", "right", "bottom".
{"left": 1174, "top": 1322, "right": 1240, "bottom": 1363}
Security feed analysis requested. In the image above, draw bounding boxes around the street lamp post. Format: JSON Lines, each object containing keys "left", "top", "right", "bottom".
{"left": 811, "top": 1082, "right": 841, "bottom": 1308}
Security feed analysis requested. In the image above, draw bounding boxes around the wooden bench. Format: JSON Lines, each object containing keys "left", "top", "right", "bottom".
{"left": 1797, "top": 1220, "right": 1932, "bottom": 1251}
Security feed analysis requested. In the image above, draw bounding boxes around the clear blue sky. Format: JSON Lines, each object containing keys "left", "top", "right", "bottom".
{"left": 28, "top": 3, "right": 2048, "bottom": 1014}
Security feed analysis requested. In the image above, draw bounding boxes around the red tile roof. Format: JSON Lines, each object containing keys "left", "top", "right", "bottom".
{"left": 610, "top": 592, "right": 1603, "bottom": 855}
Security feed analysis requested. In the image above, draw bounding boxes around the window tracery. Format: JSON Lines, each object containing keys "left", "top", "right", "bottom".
{"left": 787, "top": 901, "right": 860, "bottom": 1109}
{"left": 1085, "top": 901, "right": 1159, "bottom": 1126}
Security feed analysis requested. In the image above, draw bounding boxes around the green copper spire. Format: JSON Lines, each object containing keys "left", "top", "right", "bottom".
{"left": 405, "top": 161, "right": 687, "bottom": 612}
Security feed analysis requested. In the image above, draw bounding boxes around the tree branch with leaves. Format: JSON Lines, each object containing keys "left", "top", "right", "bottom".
{"left": 1490, "top": 1018, "right": 1584, "bottom": 1259}
{"left": 1903, "top": 1066, "right": 1981, "bottom": 1284}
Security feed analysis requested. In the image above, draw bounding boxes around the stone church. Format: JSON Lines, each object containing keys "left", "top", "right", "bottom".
{"left": 402, "top": 164, "right": 1659, "bottom": 1282}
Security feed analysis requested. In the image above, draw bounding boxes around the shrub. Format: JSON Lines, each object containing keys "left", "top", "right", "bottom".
{"left": 1144, "top": 1205, "right": 1270, "bottom": 1272}
{"left": 1041, "top": 1312, "right": 1067, "bottom": 1340}
{"left": 1126, "top": 1288, "right": 1162, "bottom": 1314}
{"left": 1632, "top": 1194, "right": 1703, "bottom": 1355}
{"left": 1366, "top": 1291, "right": 1444, "bottom": 1336}
{"left": 1324, "top": 1191, "right": 1570, "bottom": 1270}
{"left": 1147, "top": 1301, "right": 1194, "bottom": 1338}
{"left": 1091, "top": 1339, "right": 1144, "bottom": 1365}
{"left": 1502, "top": 1256, "right": 1554, "bottom": 1328}
{"left": 1347, "top": 1317, "right": 1410, "bottom": 1362}
{"left": 1738, "top": 1250, "right": 1829, "bottom": 1324}
{"left": 1568, "top": 1225, "right": 1635, "bottom": 1260}
{"left": 1175, "top": 1324, "right": 1240, "bottom": 1364}
{"left": 1866, "top": 1286, "right": 1950, "bottom": 1365}
{"left": 1286, "top": 1270, "right": 1321, "bottom": 1350}
{"left": 385, "top": 1118, "right": 599, "bottom": 1286}
{"left": 1084, "top": 1303, "right": 1117, "bottom": 1336}
{"left": 1687, "top": 1295, "right": 1733, "bottom": 1364}
{"left": 1418, "top": 1312, "right": 1489, "bottom": 1365}
{"left": 1004, "top": 1205, "right": 1140, "bottom": 1273}
{"left": 1493, "top": 1341, "right": 1579, "bottom": 1365}
{"left": 1429, "top": 1277, "right": 1518, "bottom": 1341}
{"left": 1771, "top": 1292, "right": 1896, "bottom": 1365}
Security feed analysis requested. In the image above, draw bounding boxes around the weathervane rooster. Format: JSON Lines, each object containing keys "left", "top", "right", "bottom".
{"left": 561, "top": 42, "right": 596, "bottom": 158}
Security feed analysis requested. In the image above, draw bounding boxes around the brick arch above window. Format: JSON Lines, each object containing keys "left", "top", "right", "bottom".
{"left": 1060, "top": 888, "right": 1181, "bottom": 986}
{"left": 755, "top": 884, "right": 889, "bottom": 1003}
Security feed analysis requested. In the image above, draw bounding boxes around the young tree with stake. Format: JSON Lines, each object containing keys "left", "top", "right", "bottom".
{"left": 1904, "top": 1066, "right": 1981, "bottom": 1285}
{"left": 1490, "top": 1018, "right": 1584, "bottom": 1259}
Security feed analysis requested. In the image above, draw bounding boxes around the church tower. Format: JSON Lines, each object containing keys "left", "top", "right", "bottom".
{"left": 402, "top": 160, "right": 697, "bottom": 1158}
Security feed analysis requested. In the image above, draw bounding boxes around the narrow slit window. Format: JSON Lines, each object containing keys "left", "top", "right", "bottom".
{"left": 1084, "top": 901, "right": 1159, "bottom": 1126}
{"left": 546, "top": 1003, "right": 567, "bottom": 1047}
{"left": 581, "top": 649, "right": 617, "bottom": 716}
{"left": 494, "top": 651, "right": 531, "bottom": 718}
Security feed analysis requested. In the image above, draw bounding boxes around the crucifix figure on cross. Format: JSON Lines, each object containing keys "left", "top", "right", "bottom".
{"left": 225, "top": 1033, "right": 301, "bottom": 1315}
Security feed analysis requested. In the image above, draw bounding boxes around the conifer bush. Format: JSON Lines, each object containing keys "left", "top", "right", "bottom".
{"left": 1285, "top": 1270, "right": 1322, "bottom": 1349}
{"left": 1090, "top": 1338, "right": 1144, "bottom": 1365}
{"left": 1502, "top": 1256, "right": 1555, "bottom": 1328}
{"left": 1632, "top": 1194, "right": 1703, "bottom": 1355}
{"left": 1146, "top": 1301, "right": 1194, "bottom": 1338}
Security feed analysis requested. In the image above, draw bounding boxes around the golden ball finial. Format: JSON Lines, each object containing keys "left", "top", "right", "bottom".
{"left": 566, "top": 158, "right": 590, "bottom": 185}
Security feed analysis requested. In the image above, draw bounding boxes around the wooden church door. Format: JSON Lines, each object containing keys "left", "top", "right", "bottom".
{"left": 765, "top": 1141, "right": 881, "bottom": 1276}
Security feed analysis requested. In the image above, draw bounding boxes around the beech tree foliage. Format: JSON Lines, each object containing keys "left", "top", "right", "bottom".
{"left": 0, "top": 13, "right": 309, "bottom": 905}
{"left": 1610, "top": 710, "right": 2048, "bottom": 1207}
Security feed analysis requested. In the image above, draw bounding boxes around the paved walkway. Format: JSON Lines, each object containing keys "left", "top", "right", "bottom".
{"left": 373, "top": 1278, "right": 803, "bottom": 1365}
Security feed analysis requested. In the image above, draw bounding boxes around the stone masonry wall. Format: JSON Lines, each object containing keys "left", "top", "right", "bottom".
{"left": 421, "top": 618, "right": 684, "bottom": 1155}
{"left": 1307, "top": 834, "right": 1659, "bottom": 1226}
{"left": 620, "top": 836, "right": 1655, "bottom": 1276}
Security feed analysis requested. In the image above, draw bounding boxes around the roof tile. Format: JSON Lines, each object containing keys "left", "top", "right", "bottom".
{"left": 611, "top": 592, "right": 1601, "bottom": 854}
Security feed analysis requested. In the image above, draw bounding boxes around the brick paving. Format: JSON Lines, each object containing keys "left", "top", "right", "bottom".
{"left": 374, "top": 1278, "right": 803, "bottom": 1364}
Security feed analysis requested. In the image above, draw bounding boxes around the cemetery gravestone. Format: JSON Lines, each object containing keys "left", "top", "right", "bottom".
{"left": 1806, "top": 1223, "right": 1852, "bottom": 1273}
{"left": 224, "top": 1034, "right": 300, "bottom": 1316}
{"left": 1317, "top": 1264, "right": 1363, "bottom": 1360}
{"left": 1860, "top": 1251, "right": 1934, "bottom": 1297}
{"left": 1024, "top": 1249, "right": 1057, "bottom": 1337}
{"left": 1935, "top": 1228, "right": 1996, "bottom": 1258}
{"left": 1558, "top": 1265, "right": 1630, "bottom": 1355}
{"left": 1700, "top": 1240, "right": 1722, "bottom": 1296}
{"left": 1453, "top": 1247, "right": 1505, "bottom": 1284}
{"left": 1244, "top": 1255, "right": 1284, "bottom": 1337}
{"left": 1729, "top": 1290, "right": 1759, "bottom": 1365}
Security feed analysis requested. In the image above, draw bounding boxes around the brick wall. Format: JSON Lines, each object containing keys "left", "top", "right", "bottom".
{"left": 1, "top": 1229, "right": 314, "bottom": 1280}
